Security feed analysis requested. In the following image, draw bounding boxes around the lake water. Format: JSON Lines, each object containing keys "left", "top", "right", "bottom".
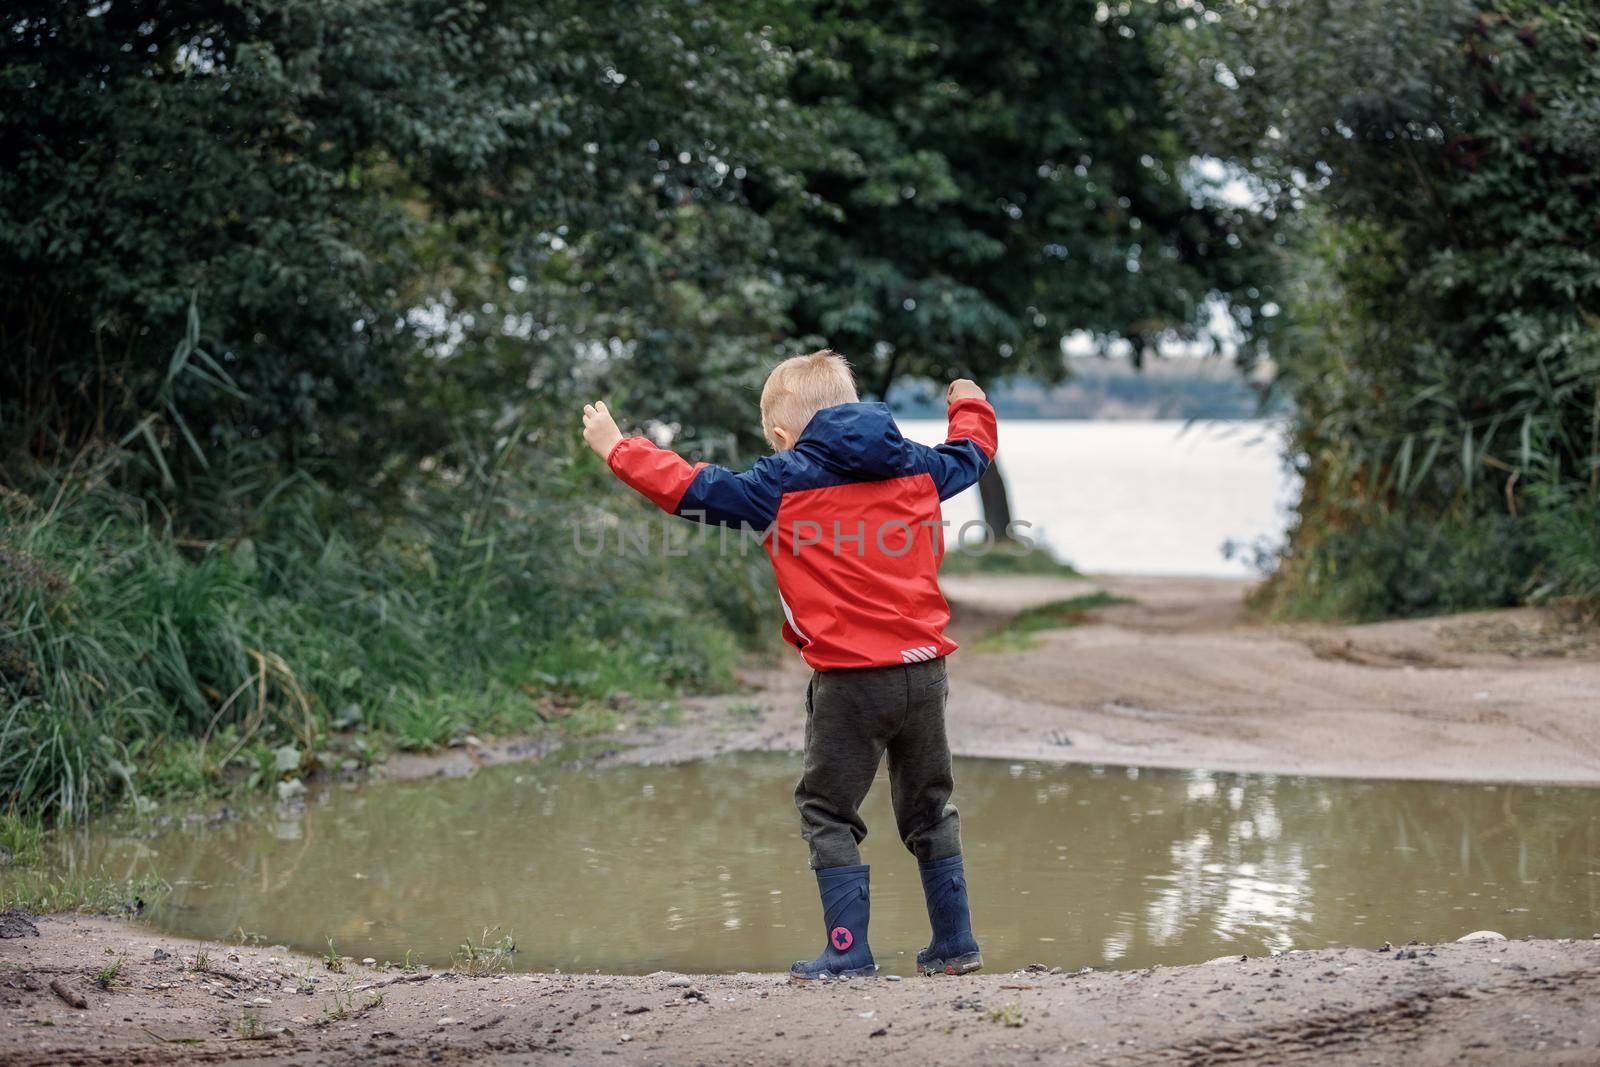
{"left": 899, "top": 419, "right": 1296, "bottom": 577}
{"left": 52, "top": 754, "right": 1600, "bottom": 976}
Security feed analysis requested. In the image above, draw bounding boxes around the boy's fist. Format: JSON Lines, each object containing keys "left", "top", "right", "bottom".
{"left": 582, "top": 401, "right": 623, "bottom": 458}
{"left": 947, "top": 379, "right": 985, "bottom": 405}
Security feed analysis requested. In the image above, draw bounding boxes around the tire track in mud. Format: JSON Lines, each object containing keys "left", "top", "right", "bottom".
{"left": 1112, "top": 966, "right": 1600, "bottom": 1066}
{"left": 0, "top": 1034, "right": 569, "bottom": 1066}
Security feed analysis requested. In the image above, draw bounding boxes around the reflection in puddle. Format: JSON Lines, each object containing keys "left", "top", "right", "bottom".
{"left": 40, "top": 755, "right": 1600, "bottom": 974}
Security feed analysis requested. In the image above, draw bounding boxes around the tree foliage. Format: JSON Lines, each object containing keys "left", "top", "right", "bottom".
{"left": 765, "top": 0, "right": 1273, "bottom": 401}
{"left": 1, "top": 0, "right": 811, "bottom": 491}
{"left": 1173, "top": 0, "right": 1600, "bottom": 616}
{"left": 3, "top": 0, "right": 1277, "bottom": 492}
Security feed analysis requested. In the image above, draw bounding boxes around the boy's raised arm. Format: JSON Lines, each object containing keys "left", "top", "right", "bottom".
{"left": 582, "top": 400, "right": 780, "bottom": 529}
{"left": 912, "top": 379, "right": 997, "bottom": 500}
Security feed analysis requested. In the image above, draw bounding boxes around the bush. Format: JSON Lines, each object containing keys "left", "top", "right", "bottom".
{"left": 0, "top": 446, "right": 771, "bottom": 821}
{"left": 1173, "top": 0, "right": 1600, "bottom": 618}
{"left": 1256, "top": 512, "right": 1537, "bottom": 621}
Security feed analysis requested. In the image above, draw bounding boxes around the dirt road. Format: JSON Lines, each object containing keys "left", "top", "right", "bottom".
{"left": 604, "top": 574, "right": 1600, "bottom": 785}
{"left": 3, "top": 914, "right": 1599, "bottom": 1065}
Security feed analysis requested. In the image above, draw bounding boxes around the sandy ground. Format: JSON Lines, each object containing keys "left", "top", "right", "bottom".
{"left": 5, "top": 575, "right": 1599, "bottom": 1065}
{"left": 3, "top": 914, "right": 1599, "bottom": 1066}
{"left": 590, "top": 575, "right": 1600, "bottom": 785}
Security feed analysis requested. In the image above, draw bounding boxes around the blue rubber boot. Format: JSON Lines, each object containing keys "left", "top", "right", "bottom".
{"left": 916, "top": 854, "right": 982, "bottom": 975}
{"left": 790, "top": 864, "right": 876, "bottom": 979}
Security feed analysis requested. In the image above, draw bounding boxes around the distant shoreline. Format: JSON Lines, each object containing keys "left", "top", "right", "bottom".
{"left": 887, "top": 360, "right": 1287, "bottom": 421}
{"left": 895, "top": 412, "right": 1286, "bottom": 422}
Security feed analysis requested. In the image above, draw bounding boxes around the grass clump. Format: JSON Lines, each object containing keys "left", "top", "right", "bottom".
{"left": 985, "top": 1002, "right": 1025, "bottom": 1027}
{"left": 321, "top": 982, "right": 384, "bottom": 1024}
{"left": 0, "top": 809, "right": 43, "bottom": 867}
{"left": 939, "top": 545, "right": 1079, "bottom": 577}
{"left": 0, "top": 450, "right": 770, "bottom": 823}
{"left": 454, "top": 928, "right": 517, "bottom": 975}
{"left": 973, "top": 592, "right": 1133, "bottom": 651}
{"left": 96, "top": 950, "right": 126, "bottom": 989}
{"left": 0, "top": 871, "right": 168, "bottom": 915}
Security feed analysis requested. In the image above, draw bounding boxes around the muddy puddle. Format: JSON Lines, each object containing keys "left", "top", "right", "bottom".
{"left": 36, "top": 754, "right": 1600, "bottom": 974}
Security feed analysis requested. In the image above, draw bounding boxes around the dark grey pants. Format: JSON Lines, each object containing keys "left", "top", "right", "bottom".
{"left": 795, "top": 657, "right": 962, "bottom": 870}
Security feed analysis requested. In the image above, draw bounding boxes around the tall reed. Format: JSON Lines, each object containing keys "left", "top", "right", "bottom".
{"left": 1, "top": 446, "right": 768, "bottom": 821}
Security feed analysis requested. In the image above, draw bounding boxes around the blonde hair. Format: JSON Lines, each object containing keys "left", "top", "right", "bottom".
{"left": 760, "top": 350, "right": 858, "bottom": 448}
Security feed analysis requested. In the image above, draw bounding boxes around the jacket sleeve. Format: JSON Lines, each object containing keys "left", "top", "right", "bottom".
{"left": 606, "top": 437, "right": 781, "bottom": 529}
{"left": 913, "top": 397, "right": 998, "bottom": 500}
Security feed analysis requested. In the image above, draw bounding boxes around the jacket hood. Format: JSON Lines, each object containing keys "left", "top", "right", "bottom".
{"left": 793, "top": 402, "right": 914, "bottom": 479}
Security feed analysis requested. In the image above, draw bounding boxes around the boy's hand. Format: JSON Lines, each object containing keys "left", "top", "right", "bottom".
{"left": 582, "top": 401, "right": 624, "bottom": 458}
{"left": 947, "top": 379, "right": 986, "bottom": 405}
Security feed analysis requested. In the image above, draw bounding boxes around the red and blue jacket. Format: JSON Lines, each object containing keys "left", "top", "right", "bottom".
{"left": 606, "top": 398, "right": 999, "bottom": 670}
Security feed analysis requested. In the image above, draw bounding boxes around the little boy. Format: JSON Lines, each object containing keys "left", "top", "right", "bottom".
{"left": 581, "top": 350, "right": 996, "bottom": 979}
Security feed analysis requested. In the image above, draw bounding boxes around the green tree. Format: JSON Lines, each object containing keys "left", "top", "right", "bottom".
{"left": 757, "top": 0, "right": 1275, "bottom": 532}
{"left": 0, "top": 0, "right": 810, "bottom": 501}
{"left": 1172, "top": 0, "right": 1600, "bottom": 616}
